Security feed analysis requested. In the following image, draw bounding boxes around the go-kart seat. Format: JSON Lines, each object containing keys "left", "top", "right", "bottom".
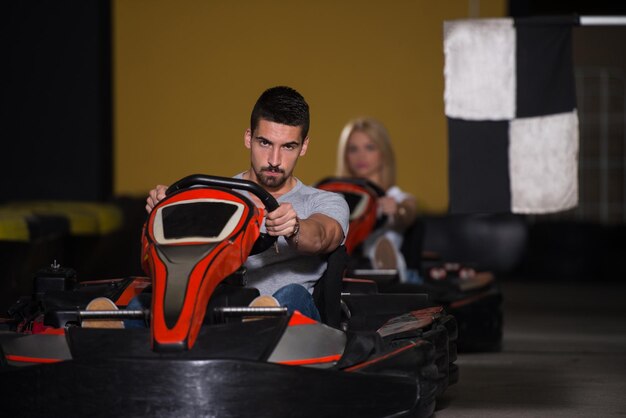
{"left": 202, "top": 244, "right": 349, "bottom": 329}
{"left": 203, "top": 245, "right": 348, "bottom": 328}
{"left": 313, "top": 245, "right": 349, "bottom": 328}
{"left": 400, "top": 218, "right": 426, "bottom": 273}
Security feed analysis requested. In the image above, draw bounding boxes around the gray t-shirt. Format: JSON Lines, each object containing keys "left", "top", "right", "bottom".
{"left": 235, "top": 174, "right": 349, "bottom": 296}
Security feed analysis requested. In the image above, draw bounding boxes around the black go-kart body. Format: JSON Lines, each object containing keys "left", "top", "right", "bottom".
{"left": 315, "top": 177, "right": 503, "bottom": 352}
{"left": 0, "top": 175, "right": 457, "bottom": 417}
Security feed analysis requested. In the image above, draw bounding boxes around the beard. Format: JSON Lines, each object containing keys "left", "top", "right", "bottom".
{"left": 256, "top": 165, "right": 287, "bottom": 188}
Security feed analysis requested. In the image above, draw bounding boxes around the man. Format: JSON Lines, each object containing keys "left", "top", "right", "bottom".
{"left": 146, "top": 86, "right": 349, "bottom": 320}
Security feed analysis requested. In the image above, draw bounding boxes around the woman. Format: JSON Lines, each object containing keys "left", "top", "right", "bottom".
{"left": 336, "top": 117, "right": 418, "bottom": 282}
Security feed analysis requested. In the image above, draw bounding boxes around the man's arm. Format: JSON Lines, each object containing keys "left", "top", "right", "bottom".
{"left": 290, "top": 213, "right": 344, "bottom": 255}
{"left": 264, "top": 202, "right": 345, "bottom": 255}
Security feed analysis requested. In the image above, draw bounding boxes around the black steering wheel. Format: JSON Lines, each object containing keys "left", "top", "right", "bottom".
{"left": 315, "top": 176, "right": 388, "bottom": 228}
{"left": 314, "top": 177, "right": 386, "bottom": 198}
{"left": 166, "top": 174, "right": 279, "bottom": 255}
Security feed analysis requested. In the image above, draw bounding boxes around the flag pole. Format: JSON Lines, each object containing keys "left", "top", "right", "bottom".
{"left": 579, "top": 16, "right": 626, "bottom": 26}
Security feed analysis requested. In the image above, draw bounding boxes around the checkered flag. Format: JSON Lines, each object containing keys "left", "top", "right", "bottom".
{"left": 444, "top": 16, "right": 579, "bottom": 214}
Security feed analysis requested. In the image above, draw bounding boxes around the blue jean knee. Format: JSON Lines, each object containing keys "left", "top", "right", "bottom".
{"left": 123, "top": 292, "right": 151, "bottom": 328}
{"left": 272, "top": 283, "right": 321, "bottom": 322}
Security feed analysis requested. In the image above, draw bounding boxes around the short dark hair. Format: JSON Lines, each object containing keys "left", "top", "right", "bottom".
{"left": 250, "top": 86, "right": 310, "bottom": 140}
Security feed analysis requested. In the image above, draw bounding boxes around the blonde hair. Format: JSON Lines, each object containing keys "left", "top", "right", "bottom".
{"left": 336, "top": 117, "right": 396, "bottom": 190}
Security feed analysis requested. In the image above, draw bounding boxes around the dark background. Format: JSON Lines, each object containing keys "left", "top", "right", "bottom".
{"left": 1, "top": 1, "right": 112, "bottom": 202}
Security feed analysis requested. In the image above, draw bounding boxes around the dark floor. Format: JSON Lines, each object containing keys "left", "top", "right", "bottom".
{"left": 435, "top": 279, "right": 626, "bottom": 417}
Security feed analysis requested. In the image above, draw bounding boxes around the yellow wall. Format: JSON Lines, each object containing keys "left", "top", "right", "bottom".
{"left": 113, "top": 0, "right": 506, "bottom": 212}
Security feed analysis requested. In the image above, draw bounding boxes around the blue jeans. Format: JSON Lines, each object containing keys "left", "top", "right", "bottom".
{"left": 273, "top": 283, "right": 321, "bottom": 322}
{"left": 124, "top": 292, "right": 152, "bottom": 328}
{"left": 123, "top": 283, "right": 321, "bottom": 327}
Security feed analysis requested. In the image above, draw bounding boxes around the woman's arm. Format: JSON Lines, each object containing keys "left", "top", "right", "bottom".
{"left": 379, "top": 194, "right": 418, "bottom": 231}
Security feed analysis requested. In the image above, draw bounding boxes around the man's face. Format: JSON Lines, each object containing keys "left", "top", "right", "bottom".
{"left": 244, "top": 119, "right": 309, "bottom": 190}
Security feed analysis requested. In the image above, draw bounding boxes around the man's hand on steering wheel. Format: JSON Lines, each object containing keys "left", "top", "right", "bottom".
{"left": 146, "top": 185, "right": 168, "bottom": 214}
{"left": 264, "top": 202, "right": 299, "bottom": 238}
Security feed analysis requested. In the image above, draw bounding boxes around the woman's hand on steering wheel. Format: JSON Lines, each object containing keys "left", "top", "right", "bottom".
{"left": 378, "top": 196, "right": 399, "bottom": 219}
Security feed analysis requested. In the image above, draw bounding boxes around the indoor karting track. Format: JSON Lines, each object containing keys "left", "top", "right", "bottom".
{"left": 435, "top": 279, "right": 626, "bottom": 418}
